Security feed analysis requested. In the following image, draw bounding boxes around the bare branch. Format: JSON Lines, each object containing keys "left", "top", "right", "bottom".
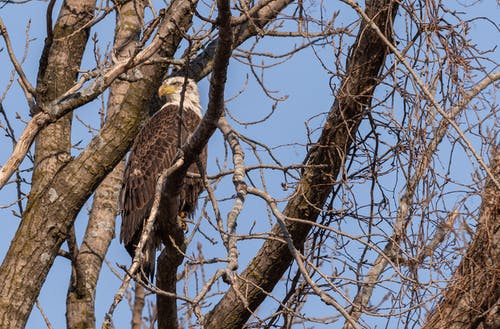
{"left": 422, "top": 147, "right": 500, "bottom": 329}
{"left": 0, "top": 1, "right": 198, "bottom": 327}
{"left": 155, "top": 1, "right": 234, "bottom": 327}
{"left": 218, "top": 117, "right": 247, "bottom": 272}
{"left": 204, "top": 1, "right": 398, "bottom": 327}
{"left": 131, "top": 284, "right": 146, "bottom": 329}
{"left": 104, "top": 157, "right": 184, "bottom": 326}
{"left": 342, "top": 0, "right": 500, "bottom": 189}
{"left": 182, "top": 0, "right": 294, "bottom": 81}
{"left": 247, "top": 186, "right": 362, "bottom": 329}
{"left": 345, "top": 70, "right": 500, "bottom": 326}
{"left": 34, "top": 300, "right": 54, "bottom": 329}
{"left": 0, "top": 18, "right": 36, "bottom": 95}
{"left": 0, "top": 8, "right": 174, "bottom": 190}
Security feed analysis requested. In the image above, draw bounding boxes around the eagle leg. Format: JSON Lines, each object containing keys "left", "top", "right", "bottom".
{"left": 177, "top": 211, "right": 190, "bottom": 232}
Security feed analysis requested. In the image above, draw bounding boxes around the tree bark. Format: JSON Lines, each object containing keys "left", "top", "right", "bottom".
{"left": 0, "top": 1, "right": 195, "bottom": 327}
{"left": 65, "top": 164, "right": 123, "bottom": 329}
{"left": 157, "top": 244, "right": 185, "bottom": 329}
{"left": 423, "top": 147, "right": 500, "bottom": 329}
{"left": 132, "top": 284, "right": 146, "bottom": 329}
{"left": 29, "top": 0, "right": 96, "bottom": 207}
{"left": 65, "top": 1, "right": 146, "bottom": 328}
{"left": 204, "top": 1, "right": 399, "bottom": 328}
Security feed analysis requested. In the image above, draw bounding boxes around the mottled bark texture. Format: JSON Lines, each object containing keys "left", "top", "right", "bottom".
{"left": 0, "top": 1, "right": 196, "bottom": 327}
{"left": 423, "top": 147, "right": 500, "bottom": 329}
{"left": 132, "top": 284, "right": 146, "bottom": 329}
{"left": 65, "top": 170, "right": 119, "bottom": 329}
{"left": 65, "top": 1, "right": 146, "bottom": 329}
{"left": 28, "top": 0, "right": 96, "bottom": 207}
{"left": 204, "top": 1, "right": 399, "bottom": 328}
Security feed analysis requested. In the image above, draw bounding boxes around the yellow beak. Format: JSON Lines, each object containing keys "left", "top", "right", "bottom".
{"left": 158, "top": 84, "right": 177, "bottom": 97}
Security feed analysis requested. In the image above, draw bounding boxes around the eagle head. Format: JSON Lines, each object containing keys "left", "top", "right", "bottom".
{"left": 158, "top": 77, "right": 202, "bottom": 118}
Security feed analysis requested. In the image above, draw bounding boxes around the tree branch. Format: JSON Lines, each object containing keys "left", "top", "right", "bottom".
{"left": 66, "top": 1, "right": 146, "bottom": 328}
{"left": 422, "top": 147, "right": 500, "bottom": 329}
{"left": 0, "top": 3, "right": 183, "bottom": 190}
{"left": 344, "top": 70, "right": 500, "bottom": 329}
{"left": 247, "top": 186, "right": 362, "bottom": 329}
{"left": 0, "top": 18, "right": 36, "bottom": 95}
{"left": 180, "top": 0, "right": 294, "bottom": 81}
{"left": 342, "top": 0, "right": 500, "bottom": 190}
{"left": 156, "top": 1, "right": 234, "bottom": 328}
{"left": 0, "top": 1, "right": 197, "bottom": 327}
{"left": 204, "top": 1, "right": 399, "bottom": 327}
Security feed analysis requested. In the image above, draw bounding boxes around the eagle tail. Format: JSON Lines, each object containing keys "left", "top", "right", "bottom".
{"left": 180, "top": 175, "right": 204, "bottom": 218}
{"left": 125, "top": 237, "right": 156, "bottom": 282}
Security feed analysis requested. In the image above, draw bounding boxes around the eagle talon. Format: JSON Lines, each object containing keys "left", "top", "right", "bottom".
{"left": 177, "top": 211, "right": 189, "bottom": 232}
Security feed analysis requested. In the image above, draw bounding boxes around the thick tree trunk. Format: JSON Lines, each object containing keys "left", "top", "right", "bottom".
{"left": 65, "top": 163, "right": 123, "bottom": 329}
{"left": 423, "top": 147, "right": 500, "bottom": 329}
{"left": 29, "top": 0, "right": 96, "bottom": 207}
{"left": 1, "top": 0, "right": 95, "bottom": 327}
{"left": 65, "top": 1, "right": 145, "bottom": 328}
{"left": 204, "top": 1, "right": 399, "bottom": 328}
{"left": 0, "top": 1, "right": 195, "bottom": 327}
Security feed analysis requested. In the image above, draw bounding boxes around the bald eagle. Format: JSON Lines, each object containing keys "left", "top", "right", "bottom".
{"left": 120, "top": 77, "right": 206, "bottom": 279}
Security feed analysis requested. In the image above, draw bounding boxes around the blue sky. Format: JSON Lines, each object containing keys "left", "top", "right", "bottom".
{"left": 0, "top": 1, "right": 498, "bottom": 328}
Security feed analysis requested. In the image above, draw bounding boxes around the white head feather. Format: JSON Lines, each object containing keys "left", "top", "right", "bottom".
{"left": 158, "top": 77, "right": 202, "bottom": 118}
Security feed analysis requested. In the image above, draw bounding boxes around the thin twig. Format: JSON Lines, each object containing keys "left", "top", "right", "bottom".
{"left": 0, "top": 18, "right": 36, "bottom": 96}
{"left": 342, "top": 0, "right": 500, "bottom": 189}
{"left": 35, "top": 300, "right": 55, "bottom": 329}
{"left": 247, "top": 186, "right": 363, "bottom": 329}
{"left": 103, "top": 158, "right": 184, "bottom": 327}
{"left": 0, "top": 10, "right": 172, "bottom": 190}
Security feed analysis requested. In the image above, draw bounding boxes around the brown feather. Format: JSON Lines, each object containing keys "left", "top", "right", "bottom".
{"left": 120, "top": 103, "right": 207, "bottom": 279}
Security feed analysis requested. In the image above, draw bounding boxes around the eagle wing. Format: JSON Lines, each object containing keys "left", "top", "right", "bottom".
{"left": 120, "top": 104, "right": 206, "bottom": 278}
